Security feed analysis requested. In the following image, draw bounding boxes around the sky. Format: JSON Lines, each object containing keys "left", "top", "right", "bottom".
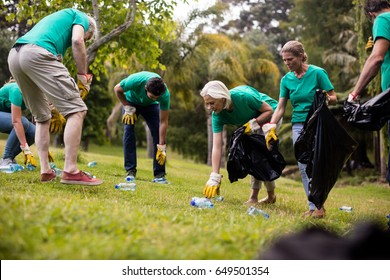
{"left": 173, "top": 0, "right": 217, "bottom": 21}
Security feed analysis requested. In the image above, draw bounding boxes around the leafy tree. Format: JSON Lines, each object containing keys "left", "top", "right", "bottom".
{"left": 4, "top": 0, "right": 182, "bottom": 150}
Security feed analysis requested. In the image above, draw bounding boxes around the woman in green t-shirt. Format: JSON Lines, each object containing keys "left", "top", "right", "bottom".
{"left": 200, "top": 80, "right": 281, "bottom": 205}
{"left": 264, "top": 41, "right": 337, "bottom": 219}
{"left": 0, "top": 79, "right": 36, "bottom": 168}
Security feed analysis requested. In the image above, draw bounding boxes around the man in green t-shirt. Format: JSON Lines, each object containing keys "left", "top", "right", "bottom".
{"left": 348, "top": 0, "right": 390, "bottom": 184}
{"left": 114, "top": 71, "right": 170, "bottom": 184}
{"left": 8, "top": 8, "right": 102, "bottom": 185}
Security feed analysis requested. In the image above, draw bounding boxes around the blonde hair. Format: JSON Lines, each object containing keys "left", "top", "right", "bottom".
{"left": 280, "top": 40, "right": 308, "bottom": 62}
{"left": 200, "top": 80, "right": 232, "bottom": 110}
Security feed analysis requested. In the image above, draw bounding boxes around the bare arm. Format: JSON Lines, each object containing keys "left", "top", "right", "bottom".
{"left": 351, "top": 38, "right": 390, "bottom": 96}
{"left": 72, "top": 24, "right": 88, "bottom": 74}
{"left": 114, "top": 84, "right": 131, "bottom": 106}
{"left": 159, "top": 110, "right": 169, "bottom": 145}
{"left": 270, "top": 97, "right": 288, "bottom": 124}
{"left": 327, "top": 89, "right": 338, "bottom": 105}
{"left": 211, "top": 132, "right": 223, "bottom": 173}
{"left": 254, "top": 102, "right": 274, "bottom": 126}
{"left": 11, "top": 104, "right": 27, "bottom": 146}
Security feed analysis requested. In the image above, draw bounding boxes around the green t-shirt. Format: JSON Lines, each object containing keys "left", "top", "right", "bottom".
{"left": 0, "top": 83, "right": 26, "bottom": 113}
{"left": 15, "top": 8, "right": 89, "bottom": 57}
{"left": 280, "top": 65, "right": 334, "bottom": 124}
{"left": 212, "top": 85, "right": 278, "bottom": 133}
{"left": 373, "top": 12, "right": 390, "bottom": 90}
{"left": 119, "top": 71, "right": 170, "bottom": 111}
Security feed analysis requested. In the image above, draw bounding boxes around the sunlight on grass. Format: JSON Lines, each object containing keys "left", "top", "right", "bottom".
{"left": 0, "top": 139, "right": 389, "bottom": 260}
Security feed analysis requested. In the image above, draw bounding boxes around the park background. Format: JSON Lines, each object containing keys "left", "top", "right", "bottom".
{"left": 0, "top": 0, "right": 390, "bottom": 260}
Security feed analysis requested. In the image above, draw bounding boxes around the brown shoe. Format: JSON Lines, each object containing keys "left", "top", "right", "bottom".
{"left": 302, "top": 210, "right": 314, "bottom": 218}
{"left": 259, "top": 196, "right": 276, "bottom": 204}
{"left": 41, "top": 170, "right": 57, "bottom": 182}
{"left": 312, "top": 207, "right": 326, "bottom": 219}
{"left": 61, "top": 170, "right": 102, "bottom": 186}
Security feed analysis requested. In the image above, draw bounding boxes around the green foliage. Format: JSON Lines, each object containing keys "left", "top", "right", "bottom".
{"left": 82, "top": 74, "right": 114, "bottom": 147}
{"left": 167, "top": 107, "right": 208, "bottom": 163}
{"left": 0, "top": 140, "right": 389, "bottom": 260}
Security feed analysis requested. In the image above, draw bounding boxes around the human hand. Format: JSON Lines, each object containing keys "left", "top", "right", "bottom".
{"left": 243, "top": 118, "right": 261, "bottom": 135}
{"left": 20, "top": 143, "right": 37, "bottom": 167}
{"left": 262, "top": 123, "right": 278, "bottom": 150}
{"left": 48, "top": 151, "right": 54, "bottom": 163}
{"left": 156, "top": 144, "right": 167, "bottom": 165}
{"left": 77, "top": 73, "right": 93, "bottom": 100}
{"left": 122, "top": 105, "right": 137, "bottom": 125}
{"left": 365, "top": 36, "right": 374, "bottom": 52}
{"left": 347, "top": 93, "right": 360, "bottom": 104}
{"left": 203, "top": 172, "right": 222, "bottom": 198}
{"left": 50, "top": 108, "right": 66, "bottom": 134}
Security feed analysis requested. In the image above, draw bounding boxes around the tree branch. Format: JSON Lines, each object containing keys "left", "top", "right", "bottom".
{"left": 87, "top": 0, "right": 137, "bottom": 65}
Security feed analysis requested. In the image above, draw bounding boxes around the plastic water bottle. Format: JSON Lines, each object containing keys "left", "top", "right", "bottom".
{"left": 50, "top": 162, "right": 56, "bottom": 169}
{"left": 115, "top": 182, "right": 136, "bottom": 191}
{"left": 247, "top": 206, "right": 270, "bottom": 218}
{"left": 214, "top": 195, "right": 224, "bottom": 202}
{"left": 190, "top": 197, "right": 214, "bottom": 208}
{"left": 125, "top": 175, "right": 135, "bottom": 182}
{"left": 53, "top": 168, "right": 63, "bottom": 177}
{"left": 87, "top": 161, "right": 97, "bottom": 167}
{"left": 26, "top": 163, "right": 36, "bottom": 171}
{"left": 0, "top": 163, "right": 24, "bottom": 173}
{"left": 339, "top": 206, "right": 353, "bottom": 212}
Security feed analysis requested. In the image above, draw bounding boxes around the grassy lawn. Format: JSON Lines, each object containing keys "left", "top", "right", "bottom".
{"left": 0, "top": 138, "right": 389, "bottom": 260}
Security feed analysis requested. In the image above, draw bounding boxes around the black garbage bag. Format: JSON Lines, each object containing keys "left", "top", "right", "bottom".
{"left": 295, "top": 90, "right": 358, "bottom": 209}
{"left": 343, "top": 87, "right": 390, "bottom": 131}
{"left": 227, "top": 126, "right": 286, "bottom": 183}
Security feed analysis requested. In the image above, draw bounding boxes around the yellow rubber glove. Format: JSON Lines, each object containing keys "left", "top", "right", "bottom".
{"left": 48, "top": 151, "right": 54, "bottom": 163}
{"left": 50, "top": 108, "right": 66, "bottom": 134}
{"left": 77, "top": 74, "right": 93, "bottom": 100}
{"left": 122, "top": 105, "right": 137, "bottom": 125}
{"left": 365, "top": 36, "right": 374, "bottom": 53}
{"left": 262, "top": 123, "right": 278, "bottom": 150}
{"left": 156, "top": 144, "right": 167, "bottom": 165}
{"left": 243, "top": 118, "right": 261, "bottom": 135}
{"left": 20, "top": 143, "right": 37, "bottom": 167}
{"left": 203, "top": 172, "right": 222, "bottom": 198}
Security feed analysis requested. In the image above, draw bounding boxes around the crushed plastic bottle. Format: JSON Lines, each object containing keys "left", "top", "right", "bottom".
{"left": 115, "top": 182, "right": 136, "bottom": 191}
{"left": 0, "top": 163, "right": 24, "bottom": 173}
{"left": 339, "top": 206, "right": 353, "bottom": 212}
{"left": 87, "top": 161, "right": 97, "bottom": 167}
{"left": 50, "top": 162, "right": 56, "bottom": 169}
{"left": 247, "top": 206, "right": 270, "bottom": 218}
{"left": 26, "top": 163, "right": 36, "bottom": 171}
{"left": 53, "top": 168, "right": 63, "bottom": 177}
{"left": 214, "top": 195, "right": 224, "bottom": 202}
{"left": 190, "top": 197, "right": 214, "bottom": 208}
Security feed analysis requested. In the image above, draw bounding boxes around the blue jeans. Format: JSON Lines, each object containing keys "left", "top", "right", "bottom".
{"left": 0, "top": 111, "right": 36, "bottom": 160}
{"left": 123, "top": 104, "right": 165, "bottom": 178}
{"left": 292, "top": 123, "right": 316, "bottom": 211}
{"left": 387, "top": 120, "right": 390, "bottom": 184}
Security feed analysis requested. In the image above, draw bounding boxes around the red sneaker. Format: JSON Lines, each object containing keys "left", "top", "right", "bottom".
{"left": 60, "top": 170, "right": 102, "bottom": 186}
{"left": 41, "top": 170, "right": 57, "bottom": 182}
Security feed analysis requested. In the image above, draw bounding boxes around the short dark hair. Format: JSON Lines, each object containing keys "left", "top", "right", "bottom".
{"left": 145, "top": 77, "right": 166, "bottom": 96}
{"left": 364, "top": 0, "right": 390, "bottom": 17}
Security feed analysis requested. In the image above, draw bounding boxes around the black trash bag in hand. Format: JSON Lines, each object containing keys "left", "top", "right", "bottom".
{"left": 295, "top": 90, "right": 358, "bottom": 209}
{"left": 343, "top": 87, "right": 390, "bottom": 131}
{"left": 227, "top": 126, "right": 286, "bottom": 183}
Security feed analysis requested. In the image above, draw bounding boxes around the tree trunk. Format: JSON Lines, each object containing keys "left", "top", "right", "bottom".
{"left": 106, "top": 102, "right": 122, "bottom": 140}
{"left": 143, "top": 121, "right": 153, "bottom": 158}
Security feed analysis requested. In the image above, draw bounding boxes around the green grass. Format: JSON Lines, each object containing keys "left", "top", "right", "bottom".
{"left": 0, "top": 139, "right": 389, "bottom": 260}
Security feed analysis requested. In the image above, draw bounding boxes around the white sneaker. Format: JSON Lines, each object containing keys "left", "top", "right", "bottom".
{"left": 0, "top": 158, "right": 13, "bottom": 167}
